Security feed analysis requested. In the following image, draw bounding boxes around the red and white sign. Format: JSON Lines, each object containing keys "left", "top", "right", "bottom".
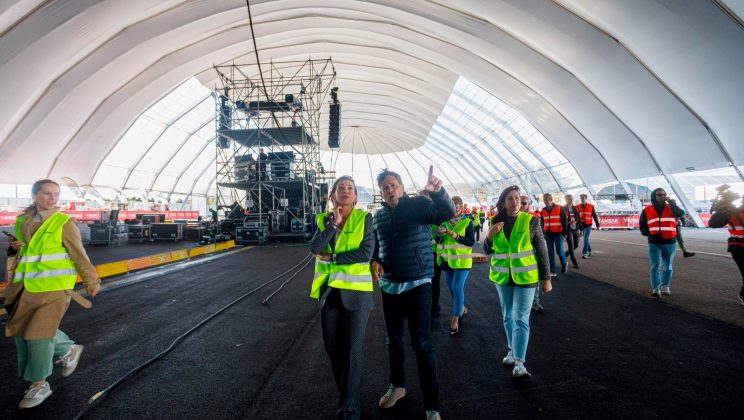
{"left": 0, "top": 210, "right": 200, "bottom": 226}
{"left": 597, "top": 213, "right": 712, "bottom": 229}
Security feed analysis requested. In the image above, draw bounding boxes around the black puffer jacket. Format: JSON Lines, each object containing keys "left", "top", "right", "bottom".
{"left": 374, "top": 189, "right": 455, "bottom": 282}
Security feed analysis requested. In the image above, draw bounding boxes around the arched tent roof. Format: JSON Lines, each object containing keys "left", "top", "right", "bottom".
{"left": 0, "top": 0, "right": 742, "bottom": 203}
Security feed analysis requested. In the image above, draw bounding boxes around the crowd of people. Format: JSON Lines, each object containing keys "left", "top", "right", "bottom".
{"left": 308, "top": 171, "right": 744, "bottom": 420}
{"left": 308, "top": 168, "right": 612, "bottom": 420}
{"left": 4, "top": 175, "right": 742, "bottom": 417}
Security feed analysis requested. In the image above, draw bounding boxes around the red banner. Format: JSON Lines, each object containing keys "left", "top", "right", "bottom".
{"left": 0, "top": 210, "right": 200, "bottom": 226}
{"left": 598, "top": 213, "right": 712, "bottom": 229}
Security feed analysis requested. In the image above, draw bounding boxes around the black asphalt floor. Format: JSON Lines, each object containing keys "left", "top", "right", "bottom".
{"left": 1, "top": 234, "right": 743, "bottom": 419}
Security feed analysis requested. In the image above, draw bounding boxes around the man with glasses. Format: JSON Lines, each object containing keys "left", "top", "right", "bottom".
{"left": 639, "top": 188, "right": 685, "bottom": 297}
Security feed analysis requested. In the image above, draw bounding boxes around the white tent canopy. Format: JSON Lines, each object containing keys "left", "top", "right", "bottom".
{"left": 0, "top": 0, "right": 742, "bottom": 205}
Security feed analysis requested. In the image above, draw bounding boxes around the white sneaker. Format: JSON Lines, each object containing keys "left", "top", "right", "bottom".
{"left": 660, "top": 286, "right": 671, "bottom": 296}
{"left": 378, "top": 385, "right": 406, "bottom": 408}
{"left": 60, "top": 344, "right": 84, "bottom": 377}
{"left": 19, "top": 382, "right": 52, "bottom": 409}
{"left": 512, "top": 361, "right": 532, "bottom": 379}
{"left": 426, "top": 409, "right": 442, "bottom": 420}
{"left": 502, "top": 350, "right": 516, "bottom": 366}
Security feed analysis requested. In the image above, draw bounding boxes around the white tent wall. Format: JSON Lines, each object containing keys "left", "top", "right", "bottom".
{"left": 0, "top": 0, "right": 741, "bottom": 209}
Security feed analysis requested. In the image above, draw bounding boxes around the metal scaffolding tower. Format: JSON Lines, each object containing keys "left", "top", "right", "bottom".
{"left": 212, "top": 58, "right": 337, "bottom": 242}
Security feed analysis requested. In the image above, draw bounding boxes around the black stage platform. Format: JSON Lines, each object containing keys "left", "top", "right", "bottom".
{"left": 1, "top": 232, "right": 743, "bottom": 419}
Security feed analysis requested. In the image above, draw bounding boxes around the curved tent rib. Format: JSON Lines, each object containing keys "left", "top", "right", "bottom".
{"left": 0, "top": 0, "right": 740, "bottom": 217}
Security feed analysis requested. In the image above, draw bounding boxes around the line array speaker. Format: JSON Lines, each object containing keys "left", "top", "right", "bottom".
{"left": 328, "top": 103, "right": 341, "bottom": 148}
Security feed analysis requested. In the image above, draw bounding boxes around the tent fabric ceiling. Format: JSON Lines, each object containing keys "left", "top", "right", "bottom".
{"left": 0, "top": 0, "right": 742, "bottom": 198}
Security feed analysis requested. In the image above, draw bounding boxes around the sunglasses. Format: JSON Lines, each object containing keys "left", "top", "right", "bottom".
{"left": 520, "top": 202, "right": 529, "bottom": 205}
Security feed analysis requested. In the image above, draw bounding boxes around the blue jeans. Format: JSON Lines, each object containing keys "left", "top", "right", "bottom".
{"left": 444, "top": 269, "right": 470, "bottom": 317}
{"left": 648, "top": 243, "right": 677, "bottom": 290}
{"left": 545, "top": 233, "right": 567, "bottom": 272}
{"left": 494, "top": 284, "right": 536, "bottom": 362}
{"left": 582, "top": 226, "right": 593, "bottom": 255}
{"left": 381, "top": 284, "right": 439, "bottom": 411}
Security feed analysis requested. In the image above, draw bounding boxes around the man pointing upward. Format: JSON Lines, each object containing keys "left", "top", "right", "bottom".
{"left": 372, "top": 166, "right": 454, "bottom": 420}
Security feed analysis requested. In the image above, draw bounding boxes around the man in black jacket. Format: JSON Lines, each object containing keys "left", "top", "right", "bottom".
{"left": 372, "top": 167, "right": 454, "bottom": 420}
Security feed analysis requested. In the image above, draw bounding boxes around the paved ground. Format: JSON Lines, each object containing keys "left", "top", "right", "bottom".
{"left": 1, "top": 230, "right": 743, "bottom": 419}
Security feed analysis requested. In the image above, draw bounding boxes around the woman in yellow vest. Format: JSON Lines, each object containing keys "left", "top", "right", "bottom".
{"left": 437, "top": 196, "right": 475, "bottom": 335}
{"left": 4, "top": 179, "right": 100, "bottom": 409}
{"left": 484, "top": 186, "right": 551, "bottom": 379}
{"left": 310, "top": 176, "right": 374, "bottom": 420}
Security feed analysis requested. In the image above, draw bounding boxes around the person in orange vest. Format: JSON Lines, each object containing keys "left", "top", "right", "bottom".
{"left": 708, "top": 195, "right": 744, "bottom": 305}
{"left": 576, "top": 194, "right": 600, "bottom": 258}
{"left": 639, "top": 188, "right": 685, "bottom": 297}
{"left": 540, "top": 193, "right": 567, "bottom": 277}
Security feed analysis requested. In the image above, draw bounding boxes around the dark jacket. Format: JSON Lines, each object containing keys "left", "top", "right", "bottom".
{"left": 639, "top": 188, "right": 685, "bottom": 245}
{"left": 373, "top": 189, "right": 455, "bottom": 282}
{"left": 709, "top": 207, "right": 744, "bottom": 251}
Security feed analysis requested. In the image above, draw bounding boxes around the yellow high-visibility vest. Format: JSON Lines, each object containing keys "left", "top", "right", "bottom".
{"left": 13, "top": 212, "right": 78, "bottom": 292}
{"left": 489, "top": 212, "right": 539, "bottom": 285}
{"left": 437, "top": 217, "right": 473, "bottom": 269}
{"left": 310, "top": 209, "right": 373, "bottom": 299}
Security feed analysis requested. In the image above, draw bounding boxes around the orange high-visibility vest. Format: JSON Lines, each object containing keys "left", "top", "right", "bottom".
{"left": 728, "top": 211, "right": 744, "bottom": 246}
{"left": 576, "top": 203, "right": 594, "bottom": 226}
{"left": 644, "top": 204, "right": 677, "bottom": 240}
{"left": 541, "top": 205, "right": 563, "bottom": 234}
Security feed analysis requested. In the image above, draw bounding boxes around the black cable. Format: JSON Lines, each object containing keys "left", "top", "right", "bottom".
{"left": 262, "top": 256, "right": 314, "bottom": 304}
{"left": 72, "top": 253, "right": 314, "bottom": 419}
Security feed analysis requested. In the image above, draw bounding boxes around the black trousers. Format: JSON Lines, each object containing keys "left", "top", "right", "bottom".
{"left": 732, "top": 247, "right": 744, "bottom": 293}
{"left": 321, "top": 289, "right": 372, "bottom": 420}
{"left": 564, "top": 229, "right": 579, "bottom": 265}
{"left": 381, "top": 284, "right": 439, "bottom": 411}
{"left": 432, "top": 254, "right": 442, "bottom": 316}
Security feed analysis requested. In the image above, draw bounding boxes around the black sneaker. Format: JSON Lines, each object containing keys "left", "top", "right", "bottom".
{"left": 651, "top": 288, "right": 660, "bottom": 298}
{"left": 572, "top": 263, "right": 580, "bottom": 269}
{"left": 561, "top": 265, "right": 568, "bottom": 274}
{"left": 683, "top": 252, "right": 696, "bottom": 258}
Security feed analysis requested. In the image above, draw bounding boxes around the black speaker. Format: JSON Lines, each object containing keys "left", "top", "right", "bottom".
{"left": 218, "top": 95, "right": 231, "bottom": 149}
{"left": 329, "top": 103, "right": 341, "bottom": 148}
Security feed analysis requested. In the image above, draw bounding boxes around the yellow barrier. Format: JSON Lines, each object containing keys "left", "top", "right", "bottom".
{"left": 96, "top": 261, "right": 129, "bottom": 279}
{"left": 171, "top": 249, "right": 189, "bottom": 262}
{"left": 149, "top": 252, "right": 172, "bottom": 267}
{"left": 189, "top": 246, "right": 205, "bottom": 258}
{"left": 202, "top": 244, "right": 216, "bottom": 254}
{"left": 127, "top": 256, "right": 152, "bottom": 271}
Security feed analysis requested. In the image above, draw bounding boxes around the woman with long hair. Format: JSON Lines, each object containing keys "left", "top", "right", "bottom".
{"left": 484, "top": 186, "right": 550, "bottom": 379}
{"left": 309, "top": 176, "right": 374, "bottom": 420}
{"left": 4, "top": 179, "right": 100, "bottom": 408}
{"left": 437, "top": 196, "right": 475, "bottom": 335}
